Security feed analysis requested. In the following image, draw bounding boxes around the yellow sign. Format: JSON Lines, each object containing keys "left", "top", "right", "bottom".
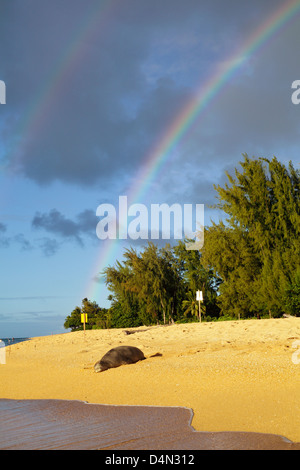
{"left": 81, "top": 313, "right": 88, "bottom": 323}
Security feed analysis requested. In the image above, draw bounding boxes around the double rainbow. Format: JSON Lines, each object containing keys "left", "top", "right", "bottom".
{"left": 85, "top": 0, "right": 300, "bottom": 304}
{"left": 5, "top": 1, "right": 300, "bottom": 303}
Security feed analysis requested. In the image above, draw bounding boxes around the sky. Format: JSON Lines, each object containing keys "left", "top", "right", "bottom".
{"left": 0, "top": 0, "right": 300, "bottom": 338}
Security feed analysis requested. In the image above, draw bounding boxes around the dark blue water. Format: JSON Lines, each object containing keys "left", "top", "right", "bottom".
{"left": 0, "top": 337, "right": 29, "bottom": 347}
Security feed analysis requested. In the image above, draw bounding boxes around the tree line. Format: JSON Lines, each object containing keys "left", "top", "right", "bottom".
{"left": 64, "top": 155, "right": 300, "bottom": 331}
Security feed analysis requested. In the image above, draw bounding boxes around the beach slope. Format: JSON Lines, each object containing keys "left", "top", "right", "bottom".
{"left": 1, "top": 318, "right": 300, "bottom": 443}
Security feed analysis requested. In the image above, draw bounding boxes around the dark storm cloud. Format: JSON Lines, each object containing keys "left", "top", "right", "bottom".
{"left": 32, "top": 210, "right": 82, "bottom": 239}
{"left": 0, "top": 0, "right": 299, "bottom": 193}
{"left": 0, "top": 0, "right": 182, "bottom": 185}
{"left": 32, "top": 208, "right": 97, "bottom": 245}
{"left": 0, "top": 210, "right": 97, "bottom": 256}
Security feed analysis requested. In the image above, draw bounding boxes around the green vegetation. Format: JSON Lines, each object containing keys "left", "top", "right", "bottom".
{"left": 63, "top": 298, "right": 109, "bottom": 331}
{"left": 103, "top": 241, "right": 220, "bottom": 327}
{"left": 202, "top": 155, "right": 300, "bottom": 318}
{"left": 64, "top": 155, "right": 300, "bottom": 330}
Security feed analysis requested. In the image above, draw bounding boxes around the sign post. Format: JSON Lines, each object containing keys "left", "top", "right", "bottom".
{"left": 81, "top": 313, "right": 88, "bottom": 333}
{"left": 196, "top": 290, "right": 203, "bottom": 322}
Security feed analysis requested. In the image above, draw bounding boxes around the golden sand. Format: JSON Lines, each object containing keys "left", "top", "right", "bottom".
{"left": 1, "top": 318, "right": 300, "bottom": 442}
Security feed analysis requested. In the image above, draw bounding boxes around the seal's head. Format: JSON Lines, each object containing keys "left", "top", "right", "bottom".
{"left": 94, "top": 360, "right": 106, "bottom": 373}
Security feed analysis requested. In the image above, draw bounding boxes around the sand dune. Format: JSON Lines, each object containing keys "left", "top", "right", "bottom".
{"left": 1, "top": 317, "right": 300, "bottom": 442}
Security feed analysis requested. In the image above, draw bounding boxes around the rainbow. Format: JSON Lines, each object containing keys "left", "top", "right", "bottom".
{"left": 7, "top": 0, "right": 117, "bottom": 169}
{"left": 86, "top": 0, "right": 300, "bottom": 304}
{"left": 3, "top": 1, "right": 299, "bottom": 303}
{"left": 128, "top": 0, "right": 300, "bottom": 204}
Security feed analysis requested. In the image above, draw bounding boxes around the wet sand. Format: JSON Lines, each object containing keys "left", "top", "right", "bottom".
{"left": 1, "top": 318, "right": 300, "bottom": 449}
{"left": 1, "top": 399, "right": 299, "bottom": 450}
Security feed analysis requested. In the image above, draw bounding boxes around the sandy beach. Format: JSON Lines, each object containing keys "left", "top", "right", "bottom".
{"left": 1, "top": 317, "right": 300, "bottom": 446}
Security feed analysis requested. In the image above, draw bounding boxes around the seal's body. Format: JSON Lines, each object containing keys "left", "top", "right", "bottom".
{"left": 94, "top": 346, "right": 145, "bottom": 372}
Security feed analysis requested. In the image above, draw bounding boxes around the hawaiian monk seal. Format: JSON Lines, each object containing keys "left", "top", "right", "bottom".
{"left": 94, "top": 345, "right": 145, "bottom": 372}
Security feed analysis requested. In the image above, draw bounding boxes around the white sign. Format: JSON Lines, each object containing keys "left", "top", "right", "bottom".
{"left": 196, "top": 290, "right": 203, "bottom": 301}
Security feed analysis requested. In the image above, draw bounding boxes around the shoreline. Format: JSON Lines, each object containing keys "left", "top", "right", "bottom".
{"left": 1, "top": 398, "right": 299, "bottom": 450}
{"left": 1, "top": 318, "right": 300, "bottom": 446}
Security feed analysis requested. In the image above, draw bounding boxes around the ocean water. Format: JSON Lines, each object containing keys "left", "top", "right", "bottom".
{"left": 0, "top": 338, "right": 29, "bottom": 347}
{"left": 0, "top": 399, "right": 299, "bottom": 450}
